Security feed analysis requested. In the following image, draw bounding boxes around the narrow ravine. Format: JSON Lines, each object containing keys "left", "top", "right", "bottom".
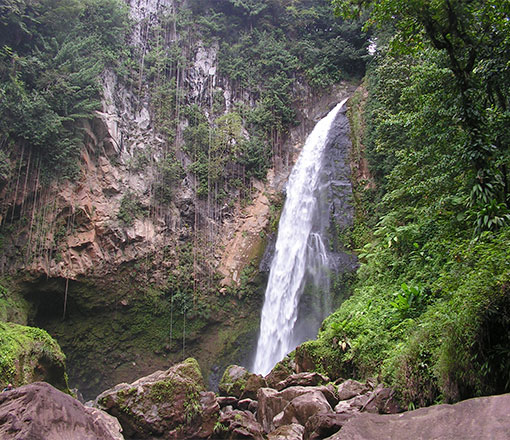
{"left": 252, "top": 99, "right": 349, "bottom": 375}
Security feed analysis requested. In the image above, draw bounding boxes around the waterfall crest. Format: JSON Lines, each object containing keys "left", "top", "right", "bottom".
{"left": 252, "top": 99, "right": 348, "bottom": 375}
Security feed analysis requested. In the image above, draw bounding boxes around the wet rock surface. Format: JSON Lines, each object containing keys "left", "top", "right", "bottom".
{"left": 0, "top": 382, "right": 123, "bottom": 440}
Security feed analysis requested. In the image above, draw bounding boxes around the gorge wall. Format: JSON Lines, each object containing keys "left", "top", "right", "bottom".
{"left": 0, "top": 0, "right": 366, "bottom": 399}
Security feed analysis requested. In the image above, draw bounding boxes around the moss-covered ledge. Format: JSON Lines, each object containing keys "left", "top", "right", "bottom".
{"left": 0, "top": 321, "right": 68, "bottom": 392}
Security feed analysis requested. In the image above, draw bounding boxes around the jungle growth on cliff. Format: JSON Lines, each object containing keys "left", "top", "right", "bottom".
{"left": 304, "top": 0, "right": 510, "bottom": 408}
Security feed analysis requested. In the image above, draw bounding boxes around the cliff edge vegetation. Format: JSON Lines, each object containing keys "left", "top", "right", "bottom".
{"left": 302, "top": 0, "right": 510, "bottom": 408}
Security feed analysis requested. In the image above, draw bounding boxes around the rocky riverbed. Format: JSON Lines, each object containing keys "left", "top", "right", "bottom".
{"left": 1, "top": 357, "right": 509, "bottom": 439}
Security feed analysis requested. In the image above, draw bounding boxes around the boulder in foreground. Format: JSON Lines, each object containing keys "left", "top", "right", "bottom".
{"left": 330, "top": 393, "right": 510, "bottom": 439}
{"left": 96, "top": 357, "right": 219, "bottom": 439}
{"left": 0, "top": 322, "right": 68, "bottom": 391}
{"left": 0, "top": 381, "right": 123, "bottom": 440}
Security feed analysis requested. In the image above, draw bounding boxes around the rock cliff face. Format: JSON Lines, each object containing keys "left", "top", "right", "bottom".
{"left": 0, "top": 0, "right": 357, "bottom": 399}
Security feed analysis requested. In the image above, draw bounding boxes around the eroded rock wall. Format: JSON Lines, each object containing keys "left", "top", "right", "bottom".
{"left": 0, "top": 0, "right": 357, "bottom": 399}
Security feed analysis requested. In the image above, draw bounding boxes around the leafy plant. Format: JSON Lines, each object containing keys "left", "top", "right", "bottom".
{"left": 117, "top": 192, "right": 148, "bottom": 225}
{"left": 390, "top": 283, "right": 426, "bottom": 319}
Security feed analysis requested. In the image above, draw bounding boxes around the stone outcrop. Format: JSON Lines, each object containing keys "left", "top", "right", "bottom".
{"left": 96, "top": 358, "right": 218, "bottom": 439}
{"left": 330, "top": 393, "right": 510, "bottom": 440}
{"left": 0, "top": 382, "right": 123, "bottom": 440}
{"left": 217, "top": 409, "right": 265, "bottom": 440}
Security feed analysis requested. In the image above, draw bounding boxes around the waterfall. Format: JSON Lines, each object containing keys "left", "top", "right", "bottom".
{"left": 252, "top": 99, "right": 348, "bottom": 375}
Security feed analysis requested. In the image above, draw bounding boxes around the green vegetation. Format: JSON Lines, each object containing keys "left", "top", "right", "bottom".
{"left": 0, "top": 321, "right": 68, "bottom": 391}
{"left": 18, "top": 257, "right": 262, "bottom": 399}
{"left": 117, "top": 192, "right": 149, "bottom": 225}
{"left": 305, "top": 0, "right": 510, "bottom": 408}
{"left": 0, "top": 281, "right": 31, "bottom": 324}
{"left": 0, "top": 0, "right": 129, "bottom": 179}
{"left": 139, "top": 0, "right": 369, "bottom": 204}
{"left": 0, "top": 0, "right": 368, "bottom": 408}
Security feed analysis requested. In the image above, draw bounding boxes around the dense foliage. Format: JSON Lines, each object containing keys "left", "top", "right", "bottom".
{"left": 304, "top": 0, "right": 510, "bottom": 407}
{"left": 0, "top": 0, "right": 369, "bottom": 197}
{"left": 0, "top": 0, "right": 129, "bottom": 179}
{"left": 0, "top": 320, "right": 67, "bottom": 390}
{"left": 143, "top": 0, "right": 370, "bottom": 201}
{"left": 197, "top": 0, "right": 368, "bottom": 134}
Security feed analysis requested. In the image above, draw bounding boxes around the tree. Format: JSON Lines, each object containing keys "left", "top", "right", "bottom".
{"left": 0, "top": 0, "right": 129, "bottom": 179}
{"left": 333, "top": 0, "right": 510, "bottom": 227}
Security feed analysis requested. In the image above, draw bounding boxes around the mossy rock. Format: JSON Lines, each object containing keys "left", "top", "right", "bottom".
{"left": 218, "top": 365, "right": 251, "bottom": 398}
{"left": 265, "top": 356, "right": 296, "bottom": 389}
{"left": 97, "top": 358, "right": 218, "bottom": 439}
{"left": 174, "top": 357, "right": 205, "bottom": 385}
{"left": 0, "top": 321, "right": 68, "bottom": 391}
{"left": 0, "top": 282, "right": 31, "bottom": 324}
{"left": 241, "top": 373, "right": 267, "bottom": 400}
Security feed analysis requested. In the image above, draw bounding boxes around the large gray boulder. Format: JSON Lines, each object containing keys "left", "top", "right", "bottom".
{"left": 257, "top": 388, "right": 289, "bottom": 433}
{"left": 279, "top": 385, "right": 339, "bottom": 408}
{"left": 361, "top": 384, "right": 402, "bottom": 414}
{"left": 334, "top": 383, "right": 401, "bottom": 416}
{"left": 330, "top": 393, "right": 510, "bottom": 439}
{"left": 0, "top": 382, "right": 123, "bottom": 440}
{"left": 336, "top": 379, "right": 370, "bottom": 401}
{"left": 273, "top": 390, "right": 332, "bottom": 428}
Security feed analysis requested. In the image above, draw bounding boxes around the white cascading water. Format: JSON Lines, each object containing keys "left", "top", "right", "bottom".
{"left": 252, "top": 99, "right": 348, "bottom": 375}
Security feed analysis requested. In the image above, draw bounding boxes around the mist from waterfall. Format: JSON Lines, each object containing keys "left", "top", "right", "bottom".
{"left": 252, "top": 99, "right": 348, "bottom": 375}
